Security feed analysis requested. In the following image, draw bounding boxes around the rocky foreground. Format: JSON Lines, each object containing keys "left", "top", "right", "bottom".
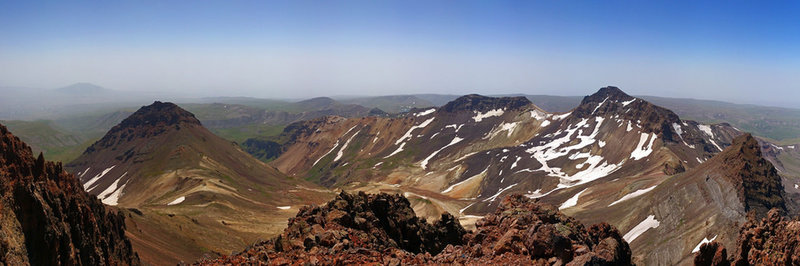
{"left": 0, "top": 123, "right": 139, "bottom": 265}
{"left": 695, "top": 209, "right": 800, "bottom": 265}
{"left": 199, "top": 192, "right": 632, "bottom": 265}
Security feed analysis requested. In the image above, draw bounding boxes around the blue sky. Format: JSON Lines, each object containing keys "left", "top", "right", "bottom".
{"left": 0, "top": 1, "right": 798, "bottom": 106}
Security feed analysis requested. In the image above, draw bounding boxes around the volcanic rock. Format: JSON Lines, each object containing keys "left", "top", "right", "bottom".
{"left": 0, "top": 123, "right": 139, "bottom": 265}
{"left": 440, "top": 94, "right": 533, "bottom": 113}
{"left": 197, "top": 192, "right": 632, "bottom": 265}
{"left": 715, "top": 134, "right": 786, "bottom": 217}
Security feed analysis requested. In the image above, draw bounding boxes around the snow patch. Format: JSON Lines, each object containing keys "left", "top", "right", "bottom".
{"left": 524, "top": 117, "right": 622, "bottom": 188}
{"left": 559, "top": 188, "right": 589, "bottom": 209}
{"left": 312, "top": 125, "right": 357, "bottom": 166}
{"left": 552, "top": 112, "right": 571, "bottom": 120}
{"left": 608, "top": 185, "right": 657, "bottom": 206}
{"left": 420, "top": 137, "right": 464, "bottom": 169}
{"left": 96, "top": 172, "right": 129, "bottom": 206}
{"left": 395, "top": 117, "right": 436, "bottom": 145}
{"left": 630, "top": 133, "right": 657, "bottom": 160}
{"left": 692, "top": 235, "right": 718, "bottom": 253}
{"left": 510, "top": 156, "right": 522, "bottom": 169}
{"left": 623, "top": 215, "right": 660, "bottom": 242}
{"left": 384, "top": 142, "right": 406, "bottom": 158}
{"left": 483, "top": 183, "right": 519, "bottom": 202}
{"left": 540, "top": 120, "right": 551, "bottom": 127}
{"left": 592, "top": 97, "right": 609, "bottom": 114}
{"left": 473, "top": 109, "right": 505, "bottom": 122}
{"left": 621, "top": 98, "right": 636, "bottom": 107}
{"left": 530, "top": 109, "right": 548, "bottom": 120}
{"left": 672, "top": 123, "right": 683, "bottom": 136}
{"left": 414, "top": 108, "right": 436, "bottom": 117}
{"left": 334, "top": 130, "right": 360, "bottom": 161}
{"left": 490, "top": 122, "right": 518, "bottom": 138}
{"left": 525, "top": 188, "right": 557, "bottom": 199}
{"left": 83, "top": 165, "right": 116, "bottom": 191}
{"left": 79, "top": 167, "right": 90, "bottom": 178}
{"left": 698, "top": 124, "right": 714, "bottom": 137}
{"left": 167, "top": 196, "right": 185, "bottom": 206}
{"left": 445, "top": 124, "right": 465, "bottom": 132}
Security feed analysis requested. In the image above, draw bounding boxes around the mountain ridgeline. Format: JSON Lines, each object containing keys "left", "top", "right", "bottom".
{"left": 5, "top": 86, "right": 790, "bottom": 265}
{"left": 236, "top": 86, "right": 792, "bottom": 265}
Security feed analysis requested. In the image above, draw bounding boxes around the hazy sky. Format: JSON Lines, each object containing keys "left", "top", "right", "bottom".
{"left": 1, "top": 1, "right": 799, "bottom": 107}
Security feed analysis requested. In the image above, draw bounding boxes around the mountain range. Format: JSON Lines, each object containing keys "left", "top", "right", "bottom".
{"left": 1, "top": 86, "right": 797, "bottom": 265}
{"left": 242, "top": 86, "right": 797, "bottom": 264}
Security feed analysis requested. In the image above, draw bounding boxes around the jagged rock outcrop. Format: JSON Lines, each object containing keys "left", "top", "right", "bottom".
{"left": 0, "top": 123, "right": 139, "bottom": 265}
{"left": 198, "top": 193, "right": 632, "bottom": 265}
{"left": 716, "top": 134, "right": 786, "bottom": 217}
{"left": 693, "top": 241, "right": 729, "bottom": 266}
{"left": 694, "top": 209, "right": 799, "bottom": 265}
{"left": 732, "top": 209, "right": 800, "bottom": 265}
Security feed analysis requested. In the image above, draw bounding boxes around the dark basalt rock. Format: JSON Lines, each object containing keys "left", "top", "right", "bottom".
{"left": 440, "top": 94, "right": 533, "bottom": 113}
{"left": 198, "top": 193, "right": 632, "bottom": 265}
{"left": 0, "top": 123, "right": 139, "bottom": 265}
{"left": 82, "top": 101, "right": 201, "bottom": 153}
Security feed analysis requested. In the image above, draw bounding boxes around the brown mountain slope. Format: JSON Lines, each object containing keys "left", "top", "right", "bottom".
{"left": 575, "top": 133, "right": 786, "bottom": 265}
{"left": 198, "top": 193, "right": 632, "bottom": 265}
{"left": 65, "top": 101, "right": 333, "bottom": 264}
{"left": 0, "top": 123, "right": 139, "bottom": 265}
{"left": 252, "top": 87, "right": 766, "bottom": 264}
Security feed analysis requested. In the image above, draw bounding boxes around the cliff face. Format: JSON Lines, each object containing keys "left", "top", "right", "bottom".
{"left": 198, "top": 192, "right": 632, "bottom": 265}
{"left": 715, "top": 134, "right": 786, "bottom": 217}
{"left": 0, "top": 123, "right": 139, "bottom": 265}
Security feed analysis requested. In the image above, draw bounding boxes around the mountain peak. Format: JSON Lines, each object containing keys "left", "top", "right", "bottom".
{"left": 581, "top": 86, "right": 635, "bottom": 106}
{"left": 573, "top": 86, "right": 681, "bottom": 137}
{"left": 120, "top": 101, "right": 201, "bottom": 128}
{"left": 440, "top": 94, "right": 533, "bottom": 113}
{"left": 83, "top": 101, "right": 201, "bottom": 153}
{"left": 55, "top": 82, "right": 111, "bottom": 94}
{"left": 714, "top": 133, "right": 786, "bottom": 216}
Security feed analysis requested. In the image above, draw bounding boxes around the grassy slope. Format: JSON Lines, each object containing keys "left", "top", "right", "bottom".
{"left": 0, "top": 120, "right": 90, "bottom": 162}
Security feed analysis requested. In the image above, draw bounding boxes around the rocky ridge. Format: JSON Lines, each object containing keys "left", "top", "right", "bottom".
{"left": 0, "top": 123, "right": 139, "bottom": 265}
{"left": 198, "top": 192, "right": 632, "bottom": 265}
{"left": 694, "top": 209, "right": 800, "bottom": 265}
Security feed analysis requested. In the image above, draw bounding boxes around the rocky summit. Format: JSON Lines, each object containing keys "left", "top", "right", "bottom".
{"left": 198, "top": 192, "right": 632, "bottom": 265}
{"left": 0, "top": 123, "right": 139, "bottom": 265}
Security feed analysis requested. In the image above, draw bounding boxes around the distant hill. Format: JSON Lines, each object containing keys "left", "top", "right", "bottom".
{"left": 54, "top": 82, "right": 114, "bottom": 95}
{"left": 338, "top": 95, "right": 437, "bottom": 113}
